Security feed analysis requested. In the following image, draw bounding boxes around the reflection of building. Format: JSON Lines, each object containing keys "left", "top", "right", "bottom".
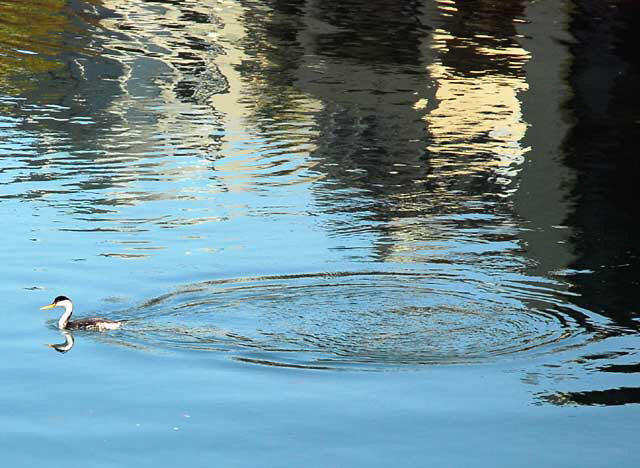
{"left": 199, "top": 0, "right": 565, "bottom": 268}
{"left": 295, "top": 0, "right": 435, "bottom": 192}
{"left": 2, "top": 0, "right": 231, "bottom": 205}
{"left": 514, "top": 0, "right": 577, "bottom": 277}
{"left": 218, "top": 0, "right": 638, "bottom": 336}
{"left": 204, "top": 0, "right": 324, "bottom": 192}
{"left": 427, "top": 0, "right": 530, "bottom": 194}
{"left": 4, "top": 0, "right": 637, "bottom": 324}
{"left": 292, "top": 0, "right": 537, "bottom": 265}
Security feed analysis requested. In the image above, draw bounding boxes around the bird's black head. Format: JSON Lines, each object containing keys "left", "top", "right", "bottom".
{"left": 53, "top": 295, "right": 70, "bottom": 303}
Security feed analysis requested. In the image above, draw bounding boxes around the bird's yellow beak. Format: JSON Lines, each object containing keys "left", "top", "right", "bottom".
{"left": 40, "top": 303, "right": 56, "bottom": 310}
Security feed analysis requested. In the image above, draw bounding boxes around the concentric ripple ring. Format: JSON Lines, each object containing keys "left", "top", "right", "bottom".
{"left": 118, "top": 271, "right": 594, "bottom": 370}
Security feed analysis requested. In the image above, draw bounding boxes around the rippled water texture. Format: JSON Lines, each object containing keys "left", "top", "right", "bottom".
{"left": 2, "top": 0, "right": 640, "bottom": 466}
{"left": 110, "top": 271, "right": 592, "bottom": 369}
{"left": 1, "top": 0, "right": 638, "bottom": 381}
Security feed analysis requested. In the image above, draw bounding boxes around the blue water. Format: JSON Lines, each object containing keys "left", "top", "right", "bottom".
{"left": 1, "top": 0, "right": 639, "bottom": 466}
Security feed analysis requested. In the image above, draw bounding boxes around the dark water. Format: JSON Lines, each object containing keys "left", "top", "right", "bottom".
{"left": 1, "top": 0, "right": 639, "bottom": 465}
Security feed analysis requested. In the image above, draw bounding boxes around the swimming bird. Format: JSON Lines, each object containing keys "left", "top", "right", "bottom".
{"left": 40, "top": 295, "right": 123, "bottom": 331}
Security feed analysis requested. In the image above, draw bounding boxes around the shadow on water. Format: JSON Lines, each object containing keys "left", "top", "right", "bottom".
{"left": 45, "top": 270, "right": 614, "bottom": 371}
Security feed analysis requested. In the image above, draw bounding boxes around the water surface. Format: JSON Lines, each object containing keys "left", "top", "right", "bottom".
{"left": 1, "top": 0, "right": 639, "bottom": 466}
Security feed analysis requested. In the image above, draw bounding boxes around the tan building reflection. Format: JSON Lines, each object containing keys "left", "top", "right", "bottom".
{"left": 203, "top": 0, "right": 577, "bottom": 273}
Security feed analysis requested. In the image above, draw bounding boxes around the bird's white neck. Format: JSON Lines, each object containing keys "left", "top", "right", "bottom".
{"left": 57, "top": 300, "right": 73, "bottom": 329}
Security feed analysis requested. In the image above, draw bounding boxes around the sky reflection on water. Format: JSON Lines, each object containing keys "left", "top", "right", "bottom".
{"left": 1, "top": 0, "right": 640, "bottom": 466}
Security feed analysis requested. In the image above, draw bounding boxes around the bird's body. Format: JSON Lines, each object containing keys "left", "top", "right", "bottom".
{"left": 63, "top": 317, "right": 122, "bottom": 331}
{"left": 40, "top": 296, "right": 123, "bottom": 331}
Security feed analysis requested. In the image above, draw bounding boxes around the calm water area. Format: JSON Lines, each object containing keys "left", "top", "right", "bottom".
{"left": 1, "top": 0, "right": 639, "bottom": 466}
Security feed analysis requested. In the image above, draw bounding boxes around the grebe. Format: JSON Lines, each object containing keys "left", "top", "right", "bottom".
{"left": 40, "top": 295, "right": 123, "bottom": 331}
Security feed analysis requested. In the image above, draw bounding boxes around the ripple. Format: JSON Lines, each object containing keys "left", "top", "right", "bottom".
{"left": 115, "top": 271, "right": 596, "bottom": 370}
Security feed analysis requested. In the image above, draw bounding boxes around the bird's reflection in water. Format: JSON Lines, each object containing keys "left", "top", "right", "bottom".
{"left": 46, "top": 330, "right": 75, "bottom": 353}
